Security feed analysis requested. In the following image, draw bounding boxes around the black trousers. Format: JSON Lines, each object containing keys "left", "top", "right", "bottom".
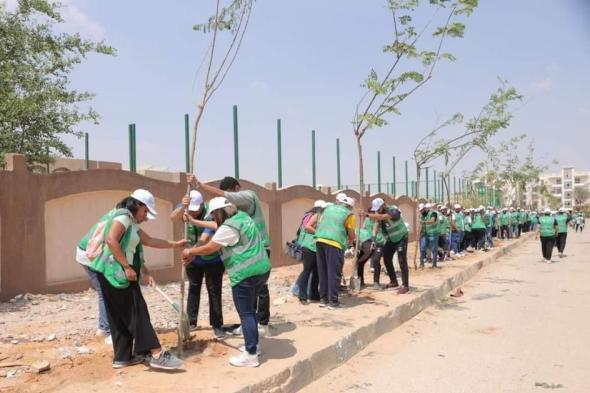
{"left": 356, "top": 240, "right": 376, "bottom": 286}
{"left": 461, "top": 231, "right": 471, "bottom": 250}
{"left": 540, "top": 236, "right": 555, "bottom": 260}
{"left": 253, "top": 249, "right": 272, "bottom": 326}
{"left": 472, "top": 229, "right": 485, "bottom": 249}
{"left": 556, "top": 233, "right": 567, "bottom": 253}
{"left": 316, "top": 242, "right": 344, "bottom": 304}
{"left": 381, "top": 236, "right": 409, "bottom": 287}
{"left": 500, "top": 225, "right": 509, "bottom": 239}
{"left": 186, "top": 261, "right": 225, "bottom": 328}
{"left": 296, "top": 247, "right": 320, "bottom": 301}
{"left": 97, "top": 273, "right": 160, "bottom": 362}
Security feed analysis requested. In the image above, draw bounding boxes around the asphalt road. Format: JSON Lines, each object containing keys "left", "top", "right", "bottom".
{"left": 302, "top": 228, "right": 590, "bottom": 393}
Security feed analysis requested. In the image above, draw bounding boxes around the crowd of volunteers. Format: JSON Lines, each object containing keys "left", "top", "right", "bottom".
{"left": 76, "top": 179, "right": 585, "bottom": 370}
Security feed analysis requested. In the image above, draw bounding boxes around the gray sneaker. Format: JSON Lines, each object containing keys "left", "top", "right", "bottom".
{"left": 149, "top": 350, "right": 183, "bottom": 370}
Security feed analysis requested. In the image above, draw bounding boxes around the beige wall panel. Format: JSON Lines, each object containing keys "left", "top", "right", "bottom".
{"left": 45, "top": 191, "right": 174, "bottom": 284}
{"left": 281, "top": 198, "right": 314, "bottom": 246}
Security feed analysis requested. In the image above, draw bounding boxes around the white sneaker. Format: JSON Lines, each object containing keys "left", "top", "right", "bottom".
{"left": 231, "top": 326, "right": 243, "bottom": 336}
{"left": 229, "top": 352, "right": 259, "bottom": 367}
{"left": 258, "top": 324, "right": 271, "bottom": 337}
{"left": 546, "top": 259, "right": 553, "bottom": 264}
{"left": 104, "top": 335, "right": 113, "bottom": 345}
{"left": 239, "top": 344, "right": 262, "bottom": 355}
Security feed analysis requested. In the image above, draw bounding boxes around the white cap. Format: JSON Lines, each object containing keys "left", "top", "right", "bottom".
{"left": 314, "top": 200, "right": 327, "bottom": 208}
{"left": 425, "top": 203, "right": 433, "bottom": 209}
{"left": 343, "top": 196, "right": 355, "bottom": 208}
{"left": 418, "top": 203, "right": 425, "bottom": 210}
{"left": 208, "top": 197, "right": 233, "bottom": 213}
{"left": 454, "top": 204, "right": 461, "bottom": 209}
{"left": 188, "top": 190, "right": 204, "bottom": 212}
{"left": 130, "top": 189, "right": 157, "bottom": 220}
{"left": 371, "top": 198, "right": 384, "bottom": 212}
{"left": 558, "top": 207, "right": 564, "bottom": 212}
{"left": 544, "top": 208, "right": 551, "bottom": 213}
{"left": 336, "top": 192, "right": 347, "bottom": 203}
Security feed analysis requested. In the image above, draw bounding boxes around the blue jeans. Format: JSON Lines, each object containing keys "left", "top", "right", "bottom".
{"left": 231, "top": 271, "right": 270, "bottom": 355}
{"left": 451, "top": 231, "right": 463, "bottom": 254}
{"left": 420, "top": 234, "right": 439, "bottom": 267}
{"left": 83, "top": 265, "right": 110, "bottom": 334}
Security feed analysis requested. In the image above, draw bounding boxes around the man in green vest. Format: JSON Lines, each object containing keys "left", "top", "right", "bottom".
{"left": 182, "top": 197, "right": 271, "bottom": 367}
{"left": 315, "top": 195, "right": 356, "bottom": 308}
{"left": 171, "top": 190, "right": 225, "bottom": 337}
{"left": 510, "top": 208, "right": 520, "bottom": 238}
{"left": 451, "top": 204, "right": 465, "bottom": 257}
{"left": 356, "top": 198, "right": 387, "bottom": 289}
{"left": 420, "top": 203, "right": 440, "bottom": 269}
{"left": 499, "top": 208, "right": 510, "bottom": 239}
{"left": 438, "top": 207, "right": 452, "bottom": 261}
{"left": 365, "top": 201, "right": 410, "bottom": 294}
{"left": 555, "top": 208, "right": 571, "bottom": 258}
{"left": 535, "top": 207, "right": 558, "bottom": 264}
{"left": 191, "top": 175, "right": 271, "bottom": 337}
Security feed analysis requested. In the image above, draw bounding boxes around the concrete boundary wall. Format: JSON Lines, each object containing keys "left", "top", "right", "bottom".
{"left": 0, "top": 154, "right": 418, "bottom": 300}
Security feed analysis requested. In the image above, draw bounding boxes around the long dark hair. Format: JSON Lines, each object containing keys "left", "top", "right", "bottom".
{"left": 116, "top": 196, "right": 145, "bottom": 217}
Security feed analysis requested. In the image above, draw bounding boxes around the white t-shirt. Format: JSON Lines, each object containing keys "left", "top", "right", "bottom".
{"left": 76, "top": 214, "right": 140, "bottom": 266}
{"left": 211, "top": 225, "right": 240, "bottom": 247}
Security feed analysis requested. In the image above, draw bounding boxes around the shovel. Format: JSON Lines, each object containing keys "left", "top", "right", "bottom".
{"left": 154, "top": 285, "right": 190, "bottom": 341}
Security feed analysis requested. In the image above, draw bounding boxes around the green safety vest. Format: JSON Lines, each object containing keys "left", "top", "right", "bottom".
{"left": 220, "top": 211, "right": 271, "bottom": 287}
{"left": 78, "top": 208, "right": 145, "bottom": 289}
{"left": 454, "top": 212, "right": 464, "bottom": 231}
{"left": 187, "top": 203, "right": 220, "bottom": 261}
{"left": 243, "top": 190, "right": 270, "bottom": 249}
{"left": 382, "top": 211, "right": 409, "bottom": 243}
{"left": 440, "top": 215, "right": 451, "bottom": 235}
{"left": 518, "top": 211, "right": 526, "bottom": 224}
{"left": 464, "top": 216, "right": 472, "bottom": 232}
{"left": 296, "top": 213, "right": 317, "bottom": 252}
{"left": 315, "top": 204, "right": 351, "bottom": 249}
{"left": 472, "top": 214, "right": 486, "bottom": 230}
{"left": 555, "top": 214, "right": 568, "bottom": 233}
{"left": 500, "top": 213, "right": 509, "bottom": 226}
{"left": 359, "top": 217, "right": 386, "bottom": 246}
{"left": 539, "top": 216, "right": 556, "bottom": 237}
{"left": 486, "top": 213, "right": 494, "bottom": 227}
{"left": 511, "top": 212, "right": 519, "bottom": 223}
{"left": 424, "top": 211, "right": 439, "bottom": 236}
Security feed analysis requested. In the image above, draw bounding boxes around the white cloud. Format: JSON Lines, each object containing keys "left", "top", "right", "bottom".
{"left": 1, "top": 0, "right": 106, "bottom": 40}
{"left": 530, "top": 77, "right": 555, "bottom": 93}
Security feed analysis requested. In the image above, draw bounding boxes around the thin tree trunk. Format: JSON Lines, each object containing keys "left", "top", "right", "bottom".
{"left": 412, "top": 163, "right": 421, "bottom": 270}
{"left": 352, "top": 136, "right": 364, "bottom": 289}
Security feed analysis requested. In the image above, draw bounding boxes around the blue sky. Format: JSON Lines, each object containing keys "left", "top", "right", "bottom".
{"left": 6, "top": 0, "right": 590, "bottom": 189}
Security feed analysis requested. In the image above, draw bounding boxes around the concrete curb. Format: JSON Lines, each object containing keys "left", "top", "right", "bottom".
{"left": 235, "top": 234, "right": 533, "bottom": 393}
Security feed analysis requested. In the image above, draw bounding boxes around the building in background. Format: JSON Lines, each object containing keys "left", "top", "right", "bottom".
{"left": 526, "top": 167, "right": 590, "bottom": 209}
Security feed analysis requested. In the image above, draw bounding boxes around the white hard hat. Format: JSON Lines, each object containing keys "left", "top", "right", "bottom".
{"left": 371, "top": 198, "right": 384, "bottom": 212}
{"left": 314, "top": 200, "right": 327, "bottom": 208}
{"left": 425, "top": 203, "right": 433, "bottom": 208}
{"left": 544, "top": 208, "right": 551, "bottom": 213}
{"left": 418, "top": 203, "right": 425, "bottom": 210}
{"left": 130, "top": 189, "right": 157, "bottom": 220}
{"left": 188, "top": 190, "right": 203, "bottom": 212}
{"left": 343, "top": 196, "right": 355, "bottom": 208}
{"left": 558, "top": 207, "right": 564, "bottom": 212}
{"left": 454, "top": 204, "right": 461, "bottom": 209}
{"left": 335, "top": 192, "right": 347, "bottom": 203}
{"left": 208, "top": 197, "right": 233, "bottom": 213}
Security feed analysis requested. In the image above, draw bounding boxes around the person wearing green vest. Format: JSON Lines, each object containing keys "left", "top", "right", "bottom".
{"left": 471, "top": 206, "right": 487, "bottom": 252}
{"left": 77, "top": 189, "right": 185, "bottom": 370}
{"left": 365, "top": 199, "right": 410, "bottom": 293}
{"left": 294, "top": 200, "right": 325, "bottom": 304}
{"left": 170, "top": 190, "right": 225, "bottom": 337}
{"left": 420, "top": 203, "right": 440, "bottom": 269}
{"left": 529, "top": 210, "right": 538, "bottom": 232}
{"left": 499, "top": 208, "right": 510, "bottom": 239}
{"left": 438, "top": 207, "right": 452, "bottom": 261}
{"left": 314, "top": 195, "right": 356, "bottom": 309}
{"left": 182, "top": 197, "right": 271, "bottom": 368}
{"left": 356, "top": 198, "right": 387, "bottom": 289}
{"left": 462, "top": 208, "right": 473, "bottom": 251}
{"left": 192, "top": 175, "right": 271, "bottom": 337}
{"left": 535, "top": 208, "right": 558, "bottom": 264}
{"left": 451, "top": 204, "right": 465, "bottom": 257}
{"left": 555, "top": 208, "right": 571, "bottom": 258}
{"left": 510, "top": 208, "right": 520, "bottom": 238}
